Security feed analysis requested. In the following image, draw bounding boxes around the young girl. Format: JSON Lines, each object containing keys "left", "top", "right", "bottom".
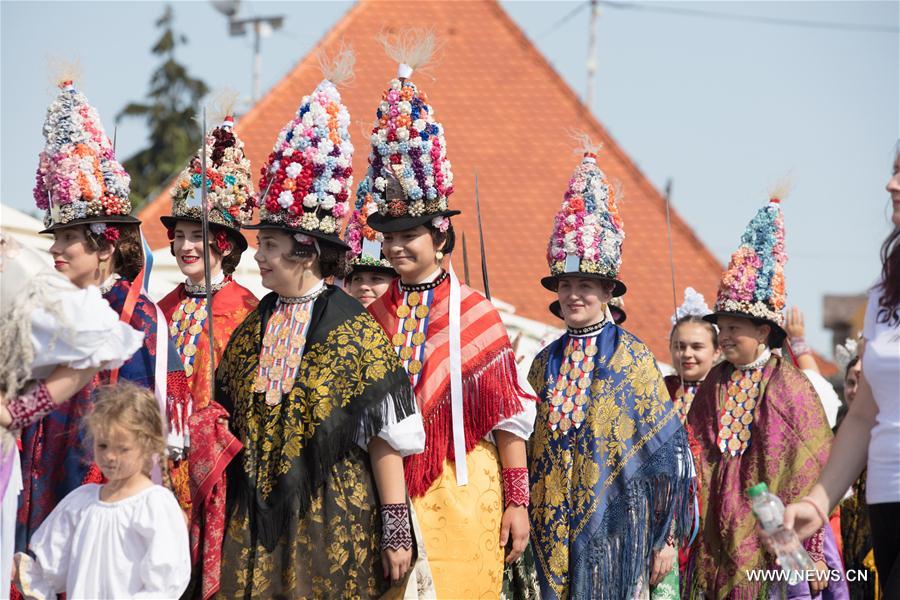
{"left": 14, "top": 383, "right": 191, "bottom": 599}
{"left": 667, "top": 287, "right": 721, "bottom": 422}
{"left": 343, "top": 179, "right": 396, "bottom": 308}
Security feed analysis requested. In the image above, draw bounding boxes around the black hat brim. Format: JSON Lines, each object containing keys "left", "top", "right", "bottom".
{"left": 159, "top": 215, "right": 249, "bottom": 252}
{"left": 540, "top": 272, "right": 627, "bottom": 297}
{"left": 548, "top": 301, "right": 563, "bottom": 320}
{"left": 346, "top": 263, "right": 397, "bottom": 278}
{"left": 243, "top": 221, "right": 350, "bottom": 251}
{"left": 610, "top": 305, "right": 627, "bottom": 325}
{"left": 39, "top": 214, "right": 141, "bottom": 234}
{"left": 367, "top": 210, "right": 461, "bottom": 233}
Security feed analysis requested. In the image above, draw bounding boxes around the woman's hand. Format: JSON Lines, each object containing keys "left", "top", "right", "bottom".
{"left": 650, "top": 543, "right": 677, "bottom": 586}
{"left": 785, "top": 306, "right": 806, "bottom": 339}
{"left": 381, "top": 547, "right": 412, "bottom": 587}
{"left": 0, "top": 393, "right": 11, "bottom": 429}
{"left": 500, "top": 504, "right": 530, "bottom": 564}
{"left": 808, "top": 559, "right": 829, "bottom": 595}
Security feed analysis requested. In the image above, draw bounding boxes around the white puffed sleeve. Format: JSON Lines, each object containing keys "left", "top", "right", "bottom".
{"left": 489, "top": 375, "right": 537, "bottom": 441}
{"left": 131, "top": 487, "right": 191, "bottom": 599}
{"left": 13, "top": 486, "right": 87, "bottom": 600}
{"left": 357, "top": 392, "right": 426, "bottom": 457}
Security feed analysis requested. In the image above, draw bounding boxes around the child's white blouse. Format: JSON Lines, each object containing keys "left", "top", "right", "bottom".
{"left": 16, "top": 483, "right": 190, "bottom": 599}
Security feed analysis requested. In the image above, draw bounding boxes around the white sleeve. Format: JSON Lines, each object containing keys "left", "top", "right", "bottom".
{"left": 357, "top": 392, "right": 426, "bottom": 457}
{"left": 490, "top": 374, "right": 537, "bottom": 441}
{"left": 132, "top": 488, "right": 191, "bottom": 599}
{"left": 803, "top": 369, "right": 842, "bottom": 429}
{"left": 14, "top": 488, "right": 85, "bottom": 599}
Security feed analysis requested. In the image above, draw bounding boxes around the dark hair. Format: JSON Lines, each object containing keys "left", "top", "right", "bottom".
{"left": 85, "top": 223, "right": 143, "bottom": 282}
{"left": 877, "top": 228, "right": 900, "bottom": 327}
{"left": 285, "top": 238, "right": 348, "bottom": 279}
{"left": 669, "top": 315, "right": 718, "bottom": 347}
{"left": 749, "top": 316, "right": 787, "bottom": 349}
{"left": 425, "top": 222, "right": 456, "bottom": 255}
{"left": 845, "top": 356, "right": 861, "bottom": 378}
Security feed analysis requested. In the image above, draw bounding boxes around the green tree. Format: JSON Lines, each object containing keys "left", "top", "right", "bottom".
{"left": 117, "top": 5, "right": 208, "bottom": 209}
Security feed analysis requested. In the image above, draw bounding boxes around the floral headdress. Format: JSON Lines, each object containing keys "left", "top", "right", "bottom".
{"left": 541, "top": 140, "right": 626, "bottom": 296}
{"left": 163, "top": 92, "right": 254, "bottom": 251}
{"left": 834, "top": 337, "right": 859, "bottom": 374}
{"left": 365, "top": 31, "right": 457, "bottom": 233}
{"left": 344, "top": 179, "right": 394, "bottom": 273}
{"left": 247, "top": 49, "right": 355, "bottom": 249}
{"left": 671, "top": 287, "right": 713, "bottom": 324}
{"left": 709, "top": 186, "right": 788, "bottom": 329}
{"left": 34, "top": 79, "right": 136, "bottom": 235}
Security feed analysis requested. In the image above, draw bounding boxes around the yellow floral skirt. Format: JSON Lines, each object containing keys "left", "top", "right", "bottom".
{"left": 412, "top": 441, "right": 505, "bottom": 600}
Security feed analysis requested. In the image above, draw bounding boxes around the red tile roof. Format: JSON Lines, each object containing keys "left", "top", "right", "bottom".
{"left": 139, "top": 0, "right": 834, "bottom": 375}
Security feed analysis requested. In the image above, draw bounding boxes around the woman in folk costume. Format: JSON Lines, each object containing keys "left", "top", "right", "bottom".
{"left": 684, "top": 188, "right": 847, "bottom": 599}
{"left": 17, "top": 76, "right": 193, "bottom": 554}
{"left": 364, "top": 35, "right": 537, "bottom": 599}
{"left": 527, "top": 145, "right": 693, "bottom": 600}
{"left": 666, "top": 287, "right": 720, "bottom": 424}
{"left": 157, "top": 96, "right": 258, "bottom": 599}
{"left": 214, "top": 51, "right": 424, "bottom": 599}
{"left": 343, "top": 178, "right": 397, "bottom": 308}
{"left": 0, "top": 232, "right": 145, "bottom": 596}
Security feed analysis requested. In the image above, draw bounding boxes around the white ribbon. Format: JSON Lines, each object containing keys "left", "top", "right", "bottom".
{"left": 448, "top": 264, "right": 467, "bottom": 486}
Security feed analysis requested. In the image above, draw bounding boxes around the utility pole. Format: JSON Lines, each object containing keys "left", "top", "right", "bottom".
{"left": 212, "top": 1, "right": 283, "bottom": 104}
{"left": 586, "top": 0, "right": 600, "bottom": 110}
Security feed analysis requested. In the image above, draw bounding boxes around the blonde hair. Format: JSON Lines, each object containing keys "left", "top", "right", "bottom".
{"left": 84, "top": 382, "right": 169, "bottom": 485}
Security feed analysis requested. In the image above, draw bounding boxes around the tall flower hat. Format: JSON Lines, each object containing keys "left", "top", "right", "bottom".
{"left": 35, "top": 78, "right": 137, "bottom": 235}
{"left": 671, "top": 286, "right": 713, "bottom": 324}
{"left": 365, "top": 31, "right": 458, "bottom": 233}
{"left": 541, "top": 141, "right": 626, "bottom": 296}
{"left": 161, "top": 92, "right": 254, "bottom": 251}
{"left": 245, "top": 50, "right": 355, "bottom": 250}
{"left": 343, "top": 178, "right": 396, "bottom": 277}
{"left": 703, "top": 186, "right": 788, "bottom": 336}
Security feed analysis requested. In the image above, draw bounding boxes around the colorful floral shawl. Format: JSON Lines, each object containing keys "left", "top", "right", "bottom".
{"left": 528, "top": 325, "right": 693, "bottom": 600}
{"left": 686, "top": 355, "right": 831, "bottom": 599}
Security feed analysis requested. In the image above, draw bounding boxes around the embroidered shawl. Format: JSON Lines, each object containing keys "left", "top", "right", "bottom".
{"left": 686, "top": 355, "right": 831, "bottom": 599}
{"left": 159, "top": 278, "right": 256, "bottom": 600}
{"left": 17, "top": 279, "right": 191, "bottom": 550}
{"left": 527, "top": 325, "right": 694, "bottom": 600}
{"left": 368, "top": 276, "right": 532, "bottom": 498}
{"left": 217, "top": 286, "right": 416, "bottom": 551}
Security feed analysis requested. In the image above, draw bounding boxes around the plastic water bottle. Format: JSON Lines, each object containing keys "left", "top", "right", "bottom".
{"left": 747, "top": 482, "right": 816, "bottom": 585}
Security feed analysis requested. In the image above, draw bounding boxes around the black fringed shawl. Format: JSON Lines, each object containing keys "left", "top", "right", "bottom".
{"left": 217, "top": 285, "right": 416, "bottom": 551}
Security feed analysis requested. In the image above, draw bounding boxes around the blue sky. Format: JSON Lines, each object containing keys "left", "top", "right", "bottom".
{"left": 2, "top": 0, "right": 897, "bottom": 357}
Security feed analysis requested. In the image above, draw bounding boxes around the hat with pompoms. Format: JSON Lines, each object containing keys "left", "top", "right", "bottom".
{"left": 343, "top": 178, "right": 395, "bottom": 277}
{"left": 671, "top": 287, "right": 713, "bottom": 324}
{"left": 161, "top": 91, "right": 254, "bottom": 251}
{"left": 364, "top": 31, "right": 457, "bottom": 233}
{"left": 541, "top": 139, "right": 626, "bottom": 296}
{"left": 704, "top": 185, "right": 788, "bottom": 335}
{"left": 35, "top": 76, "right": 137, "bottom": 235}
{"left": 246, "top": 50, "right": 355, "bottom": 250}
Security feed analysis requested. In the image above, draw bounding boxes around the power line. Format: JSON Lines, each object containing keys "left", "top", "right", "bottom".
{"left": 599, "top": 1, "right": 899, "bottom": 34}
{"left": 537, "top": 1, "right": 590, "bottom": 39}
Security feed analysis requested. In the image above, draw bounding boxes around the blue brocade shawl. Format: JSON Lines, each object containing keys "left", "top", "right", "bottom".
{"left": 527, "top": 324, "right": 694, "bottom": 600}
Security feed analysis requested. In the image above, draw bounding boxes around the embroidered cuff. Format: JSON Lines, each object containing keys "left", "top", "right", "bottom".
{"left": 7, "top": 381, "right": 54, "bottom": 430}
{"left": 502, "top": 467, "right": 530, "bottom": 507}
{"left": 381, "top": 503, "right": 412, "bottom": 551}
{"left": 790, "top": 337, "right": 812, "bottom": 357}
{"left": 804, "top": 528, "right": 825, "bottom": 563}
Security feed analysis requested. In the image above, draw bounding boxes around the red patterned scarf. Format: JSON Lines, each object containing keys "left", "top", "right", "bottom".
{"left": 368, "top": 277, "right": 531, "bottom": 497}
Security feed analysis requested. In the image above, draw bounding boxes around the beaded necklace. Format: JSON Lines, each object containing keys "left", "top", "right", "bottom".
{"left": 546, "top": 319, "right": 607, "bottom": 432}
{"left": 252, "top": 284, "right": 327, "bottom": 406}
{"left": 390, "top": 271, "right": 447, "bottom": 387}
{"left": 716, "top": 349, "right": 770, "bottom": 456}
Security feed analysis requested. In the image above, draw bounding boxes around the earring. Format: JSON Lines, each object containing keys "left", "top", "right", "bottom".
{"left": 435, "top": 251, "right": 444, "bottom": 261}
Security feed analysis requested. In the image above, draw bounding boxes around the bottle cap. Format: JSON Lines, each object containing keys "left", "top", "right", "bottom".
{"left": 747, "top": 482, "right": 769, "bottom": 498}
